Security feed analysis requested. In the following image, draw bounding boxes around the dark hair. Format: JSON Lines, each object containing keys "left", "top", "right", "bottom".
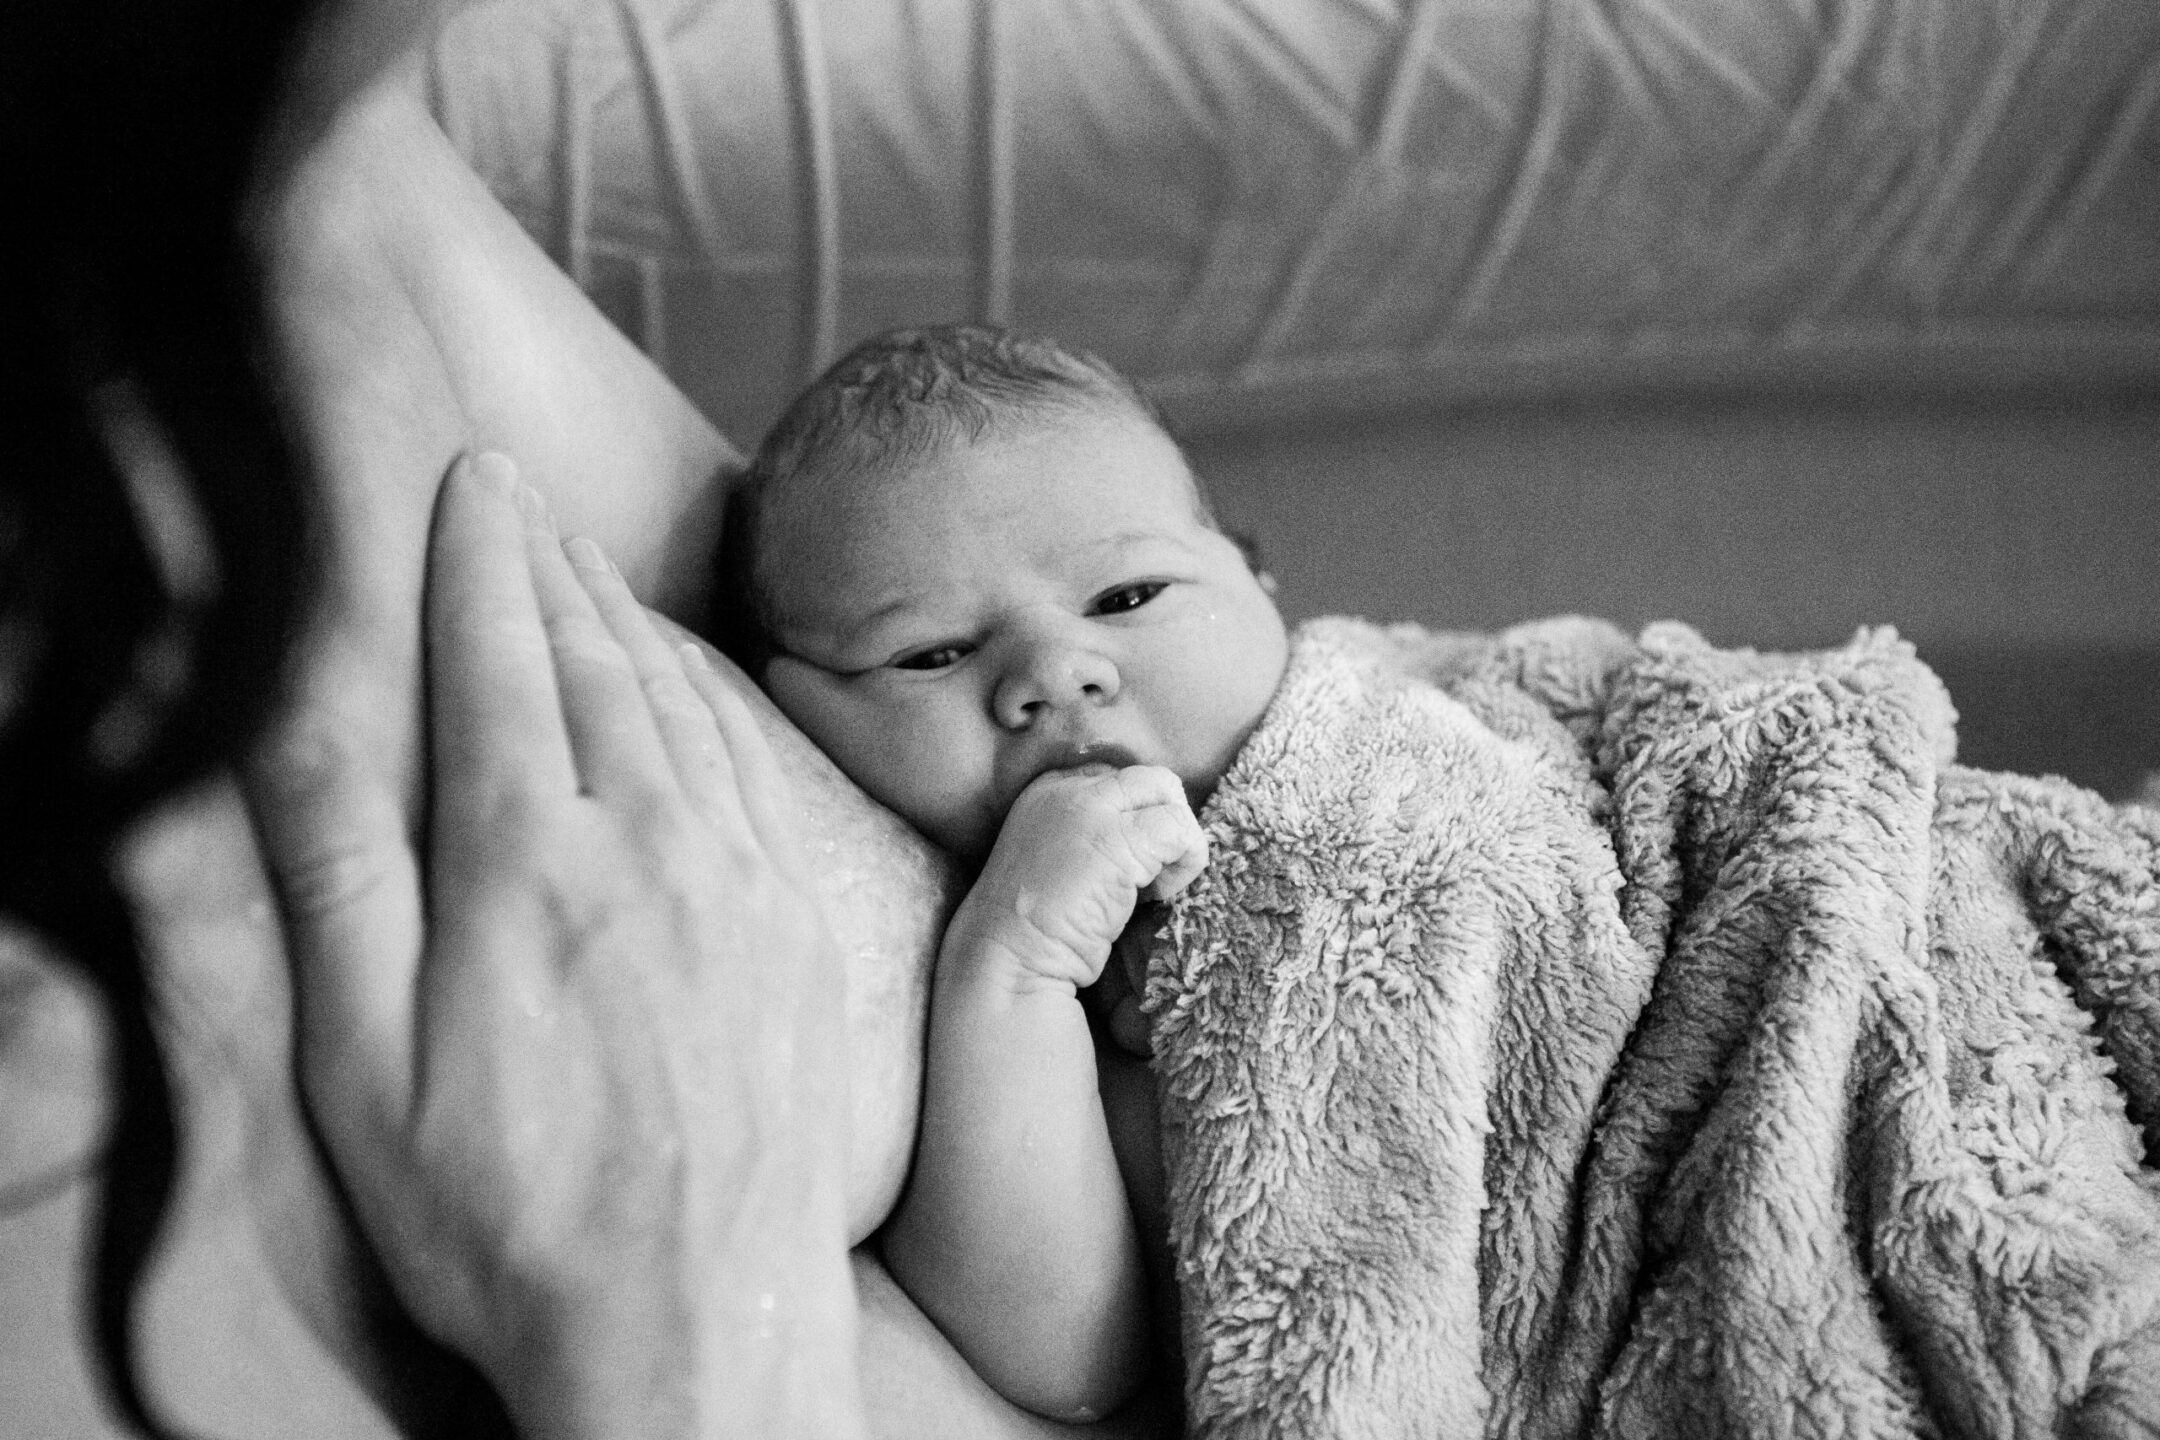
{"left": 710, "top": 323, "right": 1259, "bottom": 671}
{"left": 6, "top": 4, "right": 320, "bottom": 1438}
{"left": 6, "top": 10, "right": 520, "bottom": 1436}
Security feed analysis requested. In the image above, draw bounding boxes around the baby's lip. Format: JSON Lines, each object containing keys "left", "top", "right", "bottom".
{"left": 1040, "top": 740, "right": 1145, "bottom": 776}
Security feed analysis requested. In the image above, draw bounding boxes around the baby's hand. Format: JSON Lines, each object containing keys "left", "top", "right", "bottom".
{"left": 947, "top": 764, "right": 1207, "bottom": 993}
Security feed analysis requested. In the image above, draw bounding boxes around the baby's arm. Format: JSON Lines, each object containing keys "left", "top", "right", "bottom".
{"left": 882, "top": 765, "right": 1206, "bottom": 1422}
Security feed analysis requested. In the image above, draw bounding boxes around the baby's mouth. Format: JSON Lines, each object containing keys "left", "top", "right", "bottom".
{"left": 1032, "top": 743, "right": 1223, "bottom": 823}
{"left": 994, "top": 741, "right": 1148, "bottom": 822}
{"left": 1040, "top": 740, "right": 1144, "bottom": 776}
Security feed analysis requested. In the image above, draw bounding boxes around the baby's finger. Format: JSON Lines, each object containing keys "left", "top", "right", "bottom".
{"left": 563, "top": 538, "right": 747, "bottom": 831}
{"left": 1107, "top": 763, "right": 1195, "bottom": 819}
{"left": 1129, "top": 801, "right": 1209, "bottom": 901}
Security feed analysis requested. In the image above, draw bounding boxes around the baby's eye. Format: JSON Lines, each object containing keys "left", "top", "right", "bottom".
{"left": 1090, "top": 581, "right": 1168, "bottom": 616}
{"left": 891, "top": 642, "right": 972, "bottom": 672}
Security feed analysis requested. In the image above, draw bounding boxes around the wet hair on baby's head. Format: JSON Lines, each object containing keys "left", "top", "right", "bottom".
{"left": 711, "top": 324, "right": 1234, "bottom": 673}
{"left": 757, "top": 323, "right": 1163, "bottom": 477}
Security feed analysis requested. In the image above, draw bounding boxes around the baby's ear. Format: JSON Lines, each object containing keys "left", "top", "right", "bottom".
{"left": 1223, "top": 523, "right": 1269, "bottom": 582}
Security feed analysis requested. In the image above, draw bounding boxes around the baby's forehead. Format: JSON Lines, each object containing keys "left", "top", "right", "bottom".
{"left": 753, "top": 408, "right": 1207, "bottom": 614}
{"left": 778, "top": 405, "right": 1197, "bottom": 528}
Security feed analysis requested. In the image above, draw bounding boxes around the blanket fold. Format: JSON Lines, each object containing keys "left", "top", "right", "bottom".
{"left": 1147, "top": 616, "right": 2160, "bottom": 1439}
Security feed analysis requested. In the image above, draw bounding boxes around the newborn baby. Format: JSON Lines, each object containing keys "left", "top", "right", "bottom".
{"left": 714, "top": 324, "right": 1288, "bottom": 1420}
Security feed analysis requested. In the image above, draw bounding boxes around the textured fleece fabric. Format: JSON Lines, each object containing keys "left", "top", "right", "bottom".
{"left": 1146, "top": 616, "right": 2160, "bottom": 1439}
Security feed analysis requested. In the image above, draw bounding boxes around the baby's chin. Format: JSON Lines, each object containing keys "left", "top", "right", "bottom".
{"left": 913, "top": 803, "right": 1002, "bottom": 869}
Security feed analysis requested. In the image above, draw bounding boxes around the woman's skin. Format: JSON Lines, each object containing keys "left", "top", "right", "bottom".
{"left": 28, "top": 52, "right": 1178, "bottom": 1440}
{"left": 260, "top": 453, "right": 868, "bottom": 1438}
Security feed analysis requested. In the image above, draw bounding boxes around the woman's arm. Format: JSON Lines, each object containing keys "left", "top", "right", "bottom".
{"left": 251, "top": 61, "right": 941, "bottom": 1239}
{"left": 255, "top": 57, "right": 729, "bottom": 628}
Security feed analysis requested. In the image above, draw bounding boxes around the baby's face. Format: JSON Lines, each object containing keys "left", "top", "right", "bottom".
{"left": 758, "top": 409, "right": 1288, "bottom": 860}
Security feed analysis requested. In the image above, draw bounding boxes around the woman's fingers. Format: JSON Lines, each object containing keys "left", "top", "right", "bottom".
{"left": 430, "top": 453, "right": 817, "bottom": 895}
{"left": 267, "top": 445, "right": 866, "bottom": 1432}
{"left": 565, "top": 537, "right": 751, "bottom": 832}
{"left": 249, "top": 713, "right": 425, "bottom": 1135}
{"left": 435, "top": 452, "right": 712, "bottom": 814}
{"left": 426, "top": 453, "right": 578, "bottom": 816}
{"left": 678, "top": 651, "right": 819, "bottom": 882}
{"left": 521, "top": 521, "right": 679, "bottom": 803}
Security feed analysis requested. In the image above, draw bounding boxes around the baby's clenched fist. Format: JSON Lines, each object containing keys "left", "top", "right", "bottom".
{"left": 945, "top": 764, "right": 1207, "bottom": 993}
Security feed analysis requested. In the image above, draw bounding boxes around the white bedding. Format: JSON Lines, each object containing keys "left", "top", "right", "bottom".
{"left": 429, "top": 0, "right": 2160, "bottom": 442}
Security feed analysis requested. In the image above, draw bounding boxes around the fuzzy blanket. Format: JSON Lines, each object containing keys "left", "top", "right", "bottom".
{"left": 1146, "top": 616, "right": 2160, "bottom": 1439}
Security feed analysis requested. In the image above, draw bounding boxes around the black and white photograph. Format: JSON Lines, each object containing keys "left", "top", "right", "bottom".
{"left": 4, "top": 0, "right": 2157, "bottom": 1435}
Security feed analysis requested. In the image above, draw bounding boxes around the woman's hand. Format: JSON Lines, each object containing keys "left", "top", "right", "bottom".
{"left": 250, "top": 452, "right": 862, "bottom": 1440}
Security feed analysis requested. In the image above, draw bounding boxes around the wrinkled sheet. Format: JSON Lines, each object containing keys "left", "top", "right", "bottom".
{"left": 430, "top": 0, "right": 2160, "bottom": 439}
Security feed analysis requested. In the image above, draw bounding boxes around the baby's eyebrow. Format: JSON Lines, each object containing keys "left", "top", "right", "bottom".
{"left": 1092, "top": 526, "right": 1178, "bottom": 547}
{"left": 762, "top": 624, "right": 885, "bottom": 679}
{"left": 1073, "top": 526, "right": 1196, "bottom": 560}
{"left": 835, "top": 590, "right": 934, "bottom": 644}
{"left": 794, "top": 589, "right": 952, "bottom": 669}
{"left": 760, "top": 590, "right": 896, "bottom": 668}
{"left": 843, "top": 591, "right": 925, "bottom": 631}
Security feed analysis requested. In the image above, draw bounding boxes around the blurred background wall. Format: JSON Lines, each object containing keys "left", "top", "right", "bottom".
{"left": 1190, "top": 394, "right": 2159, "bottom": 798}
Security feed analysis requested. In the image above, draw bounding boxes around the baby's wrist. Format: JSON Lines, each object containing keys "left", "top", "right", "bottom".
{"left": 939, "top": 907, "right": 1092, "bottom": 997}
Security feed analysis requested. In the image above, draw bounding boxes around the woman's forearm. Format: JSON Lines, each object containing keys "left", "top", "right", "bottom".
{"left": 253, "top": 63, "right": 732, "bottom": 632}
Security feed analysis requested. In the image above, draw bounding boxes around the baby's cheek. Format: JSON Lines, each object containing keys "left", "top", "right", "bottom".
{"left": 1162, "top": 654, "right": 1281, "bottom": 793}
{"left": 867, "top": 714, "right": 1001, "bottom": 859}
{"left": 766, "top": 669, "right": 979, "bottom": 849}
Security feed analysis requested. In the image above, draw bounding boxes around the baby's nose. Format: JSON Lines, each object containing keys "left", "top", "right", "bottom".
{"left": 993, "top": 639, "right": 1120, "bottom": 729}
